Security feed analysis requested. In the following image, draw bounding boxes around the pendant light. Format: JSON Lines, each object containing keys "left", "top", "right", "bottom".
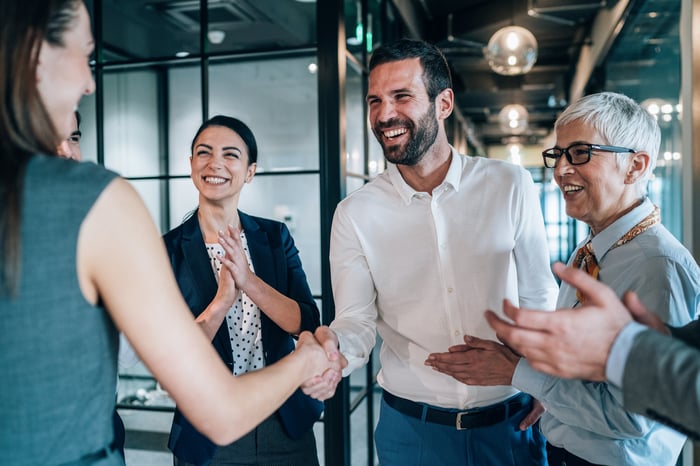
{"left": 498, "top": 104, "right": 529, "bottom": 134}
{"left": 483, "top": 1, "right": 538, "bottom": 75}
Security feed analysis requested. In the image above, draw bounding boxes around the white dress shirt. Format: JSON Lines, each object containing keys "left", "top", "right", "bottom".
{"left": 330, "top": 148, "right": 558, "bottom": 409}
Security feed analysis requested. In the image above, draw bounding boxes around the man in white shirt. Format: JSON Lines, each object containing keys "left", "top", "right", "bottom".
{"left": 303, "top": 38, "right": 558, "bottom": 466}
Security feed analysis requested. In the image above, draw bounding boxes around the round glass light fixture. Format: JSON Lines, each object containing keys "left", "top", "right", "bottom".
{"left": 484, "top": 26, "right": 538, "bottom": 75}
{"left": 499, "top": 104, "right": 529, "bottom": 134}
{"left": 207, "top": 30, "right": 226, "bottom": 45}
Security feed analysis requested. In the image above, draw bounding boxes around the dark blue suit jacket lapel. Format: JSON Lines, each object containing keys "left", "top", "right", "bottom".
{"left": 176, "top": 213, "right": 233, "bottom": 367}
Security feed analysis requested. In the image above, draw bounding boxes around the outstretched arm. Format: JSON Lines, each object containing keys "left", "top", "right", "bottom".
{"left": 78, "top": 178, "right": 331, "bottom": 445}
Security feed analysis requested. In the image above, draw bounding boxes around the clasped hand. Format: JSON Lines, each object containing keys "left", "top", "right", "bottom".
{"left": 297, "top": 326, "right": 348, "bottom": 401}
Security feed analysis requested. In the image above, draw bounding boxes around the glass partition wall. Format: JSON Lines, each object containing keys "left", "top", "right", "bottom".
{"left": 82, "top": 0, "right": 395, "bottom": 464}
{"left": 79, "top": 0, "right": 688, "bottom": 464}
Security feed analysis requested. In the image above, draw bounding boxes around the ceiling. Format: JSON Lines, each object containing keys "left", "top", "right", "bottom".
{"left": 415, "top": 0, "right": 608, "bottom": 148}
{"left": 95, "top": 0, "right": 680, "bottom": 152}
{"left": 408, "top": 0, "right": 680, "bottom": 150}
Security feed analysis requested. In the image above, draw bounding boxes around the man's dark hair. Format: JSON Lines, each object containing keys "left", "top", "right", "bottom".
{"left": 368, "top": 38, "right": 452, "bottom": 101}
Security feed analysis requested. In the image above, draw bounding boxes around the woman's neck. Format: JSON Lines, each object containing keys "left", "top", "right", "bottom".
{"left": 197, "top": 201, "right": 240, "bottom": 243}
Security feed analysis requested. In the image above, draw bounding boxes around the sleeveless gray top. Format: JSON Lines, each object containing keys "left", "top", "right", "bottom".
{"left": 0, "top": 155, "right": 123, "bottom": 465}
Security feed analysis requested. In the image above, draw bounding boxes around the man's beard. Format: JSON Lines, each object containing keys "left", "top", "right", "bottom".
{"left": 374, "top": 103, "right": 439, "bottom": 166}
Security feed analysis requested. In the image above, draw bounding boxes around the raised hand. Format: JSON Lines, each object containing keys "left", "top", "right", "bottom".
{"left": 301, "top": 326, "right": 348, "bottom": 401}
{"left": 218, "top": 225, "right": 254, "bottom": 292}
{"left": 485, "top": 262, "right": 633, "bottom": 381}
{"left": 212, "top": 252, "right": 238, "bottom": 309}
{"left": 194, "top": 232, "right": 240, "bottom": 340}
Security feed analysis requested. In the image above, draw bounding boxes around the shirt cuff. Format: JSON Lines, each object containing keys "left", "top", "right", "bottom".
{"left": 512, "top": 357, "right": 550, "bottom": 398}
{"left": 606, "top": 322, "right": 647, "bottom": 388}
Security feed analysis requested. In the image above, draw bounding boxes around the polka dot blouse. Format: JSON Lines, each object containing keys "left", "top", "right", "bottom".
{"left": 205, "top": 231, "right": 264, "bottom": 376}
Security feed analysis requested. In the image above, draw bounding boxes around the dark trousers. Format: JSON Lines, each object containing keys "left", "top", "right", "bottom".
{"left": 375, "top": 392, "right": 547, "bottom": 466}
{"left": 173, "top": 413, "right": 318, "bottom": 466}
{"left": 546, "top": 443, "right": 605, "bottom": 466}
{"left": 112, "top": 410, "right": 126, "bottom": 459}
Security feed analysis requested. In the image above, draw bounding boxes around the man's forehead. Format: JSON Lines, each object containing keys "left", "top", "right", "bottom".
{"left": 368, "top": 59, "right": 426, "bottom": 93}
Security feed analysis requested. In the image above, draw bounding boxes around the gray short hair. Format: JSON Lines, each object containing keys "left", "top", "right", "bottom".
{"left": 555, "top": 92, "right": 659, "bottom": 196}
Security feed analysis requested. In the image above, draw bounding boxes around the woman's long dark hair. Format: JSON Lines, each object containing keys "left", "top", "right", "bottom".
{"left": 0, "top": 0, "right": 80, "bottom": 296}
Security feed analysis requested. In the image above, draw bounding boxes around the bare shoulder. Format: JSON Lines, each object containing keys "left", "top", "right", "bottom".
{"left": 77, "top": 177, "right": 164, "bottom": 305}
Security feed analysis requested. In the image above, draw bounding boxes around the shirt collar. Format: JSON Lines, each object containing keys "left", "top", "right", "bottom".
{"left": 589, "top": 197, "right": 655, "bottom": 260}
{"left": 387, "top": 146, "right": 462, "bottom": 205}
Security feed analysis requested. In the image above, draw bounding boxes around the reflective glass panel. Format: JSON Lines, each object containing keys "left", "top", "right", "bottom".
{"left": 103, "top": 70, "right": 161, "bottom": 177}
{"left": 208, "top": 56, "right": 320, "bottom": 171}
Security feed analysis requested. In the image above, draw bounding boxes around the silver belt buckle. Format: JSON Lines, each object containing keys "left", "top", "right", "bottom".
{"left": 455, "top": 411, "right": 469, "bottom": 430}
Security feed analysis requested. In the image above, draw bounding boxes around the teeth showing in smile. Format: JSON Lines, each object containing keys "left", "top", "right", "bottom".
{"left": 204, "top": 176, "right": 227, "bottom": 185}
{"left": 383, "top": 128, "right": 407, "bottom": 139}
{"left": 563, "top": 185, "right": 583, "bottom": 193}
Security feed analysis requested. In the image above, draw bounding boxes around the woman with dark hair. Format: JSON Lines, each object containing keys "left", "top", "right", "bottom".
{"left": 0, "top": 2, "right": 332, "bottom": 464}
{"left": 164, "top": 115, "right": 324, "bottom": 466}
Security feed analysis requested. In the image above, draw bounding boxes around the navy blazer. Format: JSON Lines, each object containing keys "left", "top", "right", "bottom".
{"left": 164, "top": 210, "right": 323, "bottom": 465}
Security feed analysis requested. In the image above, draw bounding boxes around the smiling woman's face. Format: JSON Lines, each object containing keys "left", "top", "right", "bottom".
{"left": 553, "top": 120, "right": 637, "bottom": 234}
{"left": 189, "top": 125, "right": 257, "bottom": 204}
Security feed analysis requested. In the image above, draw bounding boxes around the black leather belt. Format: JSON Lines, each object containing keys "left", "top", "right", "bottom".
{"left": 383, "top": 390, "right": 527, "bottom": 430}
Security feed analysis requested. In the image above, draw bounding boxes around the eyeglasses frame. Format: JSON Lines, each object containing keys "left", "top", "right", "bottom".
{"left": 542, "top": 143, "right": 636, "bottom": 168}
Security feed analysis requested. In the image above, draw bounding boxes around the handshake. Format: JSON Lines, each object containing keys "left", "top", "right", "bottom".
{"left": 295, "top": 326, "right": 348, "bottom": 401}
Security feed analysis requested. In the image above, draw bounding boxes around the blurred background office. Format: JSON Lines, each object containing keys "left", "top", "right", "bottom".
{"left": 76, "top": 0, "right": 698, "bottom": 464}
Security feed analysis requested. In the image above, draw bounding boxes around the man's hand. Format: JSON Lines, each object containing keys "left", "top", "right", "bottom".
{"left": 425, "top": 335, "right": 519, "bottom": 386}
{"left": 519, "top": 399, "right": 545, "bottom": 431}
{"left": 295, "top": 331, "right": 333, "bottom": 382}
{"left": 300, "top": 326, "right": 348, "bottom": 401}
{"left": 485, "top": 262, "right": 633, "bottom": 381}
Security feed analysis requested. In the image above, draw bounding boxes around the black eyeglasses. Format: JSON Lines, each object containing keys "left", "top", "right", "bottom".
{"left": 542, "top": 143, "right": 636, "bottom": 168}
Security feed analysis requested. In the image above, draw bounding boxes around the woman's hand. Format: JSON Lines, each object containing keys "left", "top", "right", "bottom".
{"left": 218, "top": 225, "right": 254, "bottom": 292}
{"left": 295, "top": 331, "right": 333, "bottom": 387}
{"left": 212, "top": 262, "right": 238, "bottom": 310}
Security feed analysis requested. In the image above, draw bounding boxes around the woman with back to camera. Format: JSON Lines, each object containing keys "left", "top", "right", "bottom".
{"left": 165, "top": 115, "right": 325, "bottom": 466}
{"left": 0, "top": 1, "right": 338, "bottom": 464}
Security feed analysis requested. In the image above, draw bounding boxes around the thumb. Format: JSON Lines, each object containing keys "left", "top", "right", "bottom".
{"left": 316, "top": 326, "right": 340, "bottom": 359}
{"left": 462, "top": 334, "right": 493, "bottom": 349}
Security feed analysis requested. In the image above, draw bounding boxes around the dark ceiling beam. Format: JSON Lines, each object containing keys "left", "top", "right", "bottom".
{"left": 241, "top": 0, "right": 314, "bottom": 45}
{"left": 569, "top": 0, "right": 636, "bottom": 100}
{"left": 448, "top": 3, "right": 520, "bottom": 37}
{"left": 390, "top": 0, "right": 430, "bottom": 39}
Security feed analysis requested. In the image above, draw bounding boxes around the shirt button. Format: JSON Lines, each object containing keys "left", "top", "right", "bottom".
{"left": 454, "top": 330, "right": 460, "bottom": 336}
{"left": 447, "top": 287, "right": 454, "bottom": 293}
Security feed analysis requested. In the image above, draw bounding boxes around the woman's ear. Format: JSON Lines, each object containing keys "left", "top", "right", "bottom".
{"left": 625, "top": 151, "right": 651, "bottom": 185}
{"left": 245, "top": 163, "right": 257, "bottom": 183}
